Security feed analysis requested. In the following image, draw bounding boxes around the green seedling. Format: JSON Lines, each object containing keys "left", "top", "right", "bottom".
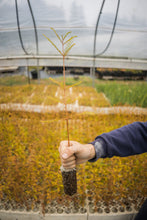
{"left": 43, "top": 28, "right": 78, "bottom": 196}
{"left": 43, "top": 28, "right": 77, "bottom": 145}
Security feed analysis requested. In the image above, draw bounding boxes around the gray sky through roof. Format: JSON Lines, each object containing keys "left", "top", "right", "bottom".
{"left": 0, "top": 0, "right": 147, "bottom": 60}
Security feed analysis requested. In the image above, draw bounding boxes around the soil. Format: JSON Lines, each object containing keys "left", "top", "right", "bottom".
{"left": 62, "top": 169, "right": 77, "bottom": 196}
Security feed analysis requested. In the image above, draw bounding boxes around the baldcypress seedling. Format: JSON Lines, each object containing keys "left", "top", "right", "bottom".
{"left": 43, "top": 28, "right": 78, "bottom": 196}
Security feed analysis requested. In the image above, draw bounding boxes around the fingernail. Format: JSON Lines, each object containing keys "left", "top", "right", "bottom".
{"left": 62, "top": 153, "right": 68, "bottom": 159}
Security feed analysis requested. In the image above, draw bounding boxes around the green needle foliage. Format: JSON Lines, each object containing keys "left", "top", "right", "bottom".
{"left": 44, "top": 28, "right": 79, "bottom": 196}
{"left": 43, "top": 27, "right": 77, "bottom": 57}
{"left": 43, "top": 28, "right": 77, "bottom": 145}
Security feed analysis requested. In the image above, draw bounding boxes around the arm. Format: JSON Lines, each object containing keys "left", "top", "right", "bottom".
{"left": 89, "top": 121, "right": 147, "bottom": 162}
{"left": 59, "top": 121, "right": 147, "bottom": 169}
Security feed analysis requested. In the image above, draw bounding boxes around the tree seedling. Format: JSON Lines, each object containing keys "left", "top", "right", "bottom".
{"left": 43, "top": 28, "right": 77, "bottom": 196}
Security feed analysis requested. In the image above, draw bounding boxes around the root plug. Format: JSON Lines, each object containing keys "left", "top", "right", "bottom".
{"left": 61, "top": 166, "right": 77, "bottom": 196}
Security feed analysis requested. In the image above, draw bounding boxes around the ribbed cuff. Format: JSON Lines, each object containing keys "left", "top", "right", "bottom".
{"left": 88, "top": 138, "right": 106, "bottom": 162}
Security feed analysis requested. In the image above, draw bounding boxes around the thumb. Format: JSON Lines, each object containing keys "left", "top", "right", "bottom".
{"left": 62, "top": 146, "right": 76, "bottom": 159}
{"left": 62, "top": 152, "right": 69, "bottom": 159}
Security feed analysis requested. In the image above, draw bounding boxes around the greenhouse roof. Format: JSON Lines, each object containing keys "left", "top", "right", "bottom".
{"left": 0, "top": 0, "right": 147, "bottom": 69}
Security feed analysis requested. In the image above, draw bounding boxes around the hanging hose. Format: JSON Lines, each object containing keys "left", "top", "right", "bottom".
{"left": 15, "top": 0, "right": 28, "bottom": 54}
{"left": 97, "top": 0, "right": 120, "bottom": 56}
{"left": 92, "top": 0, "right": 120, "bottom": 86}
{"left": 27, "top": 0, "right": 39, "bottom": 55}
{"left": 15, "top": 0, "right": 40, "bottom": 81}
{"left": 27, "top": 0, "right": 40, "bottom": 82}
{"left": 93, "top": 0, "right": 105, "bottom": 59}
{"left": 92, "top": 0, "right": 105, "bottom": 87}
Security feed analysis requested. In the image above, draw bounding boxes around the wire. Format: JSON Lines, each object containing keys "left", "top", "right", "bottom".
{"left": 97, "top": 0, "right": 120, "bottom": 56}
{"left": 27, "top": 0, "right": 39, "bottom": 55}
{"left": 93, "top": 0, "right": 120, "bottom": 57}
{"left": 27, "top": 0, "right": 40, "bottom": 82}
{"left": 93, "top": 0, "right": 105, "bottom": 59}
{"left": 92, "top": 0, "right": 120, "bottom": 87}
{"left": 92, "top": 0, "right": 105, "bottom": 87}
{"left": 15, "top": 0, "right": 39, "bottom": 55}
{"left": 15, "top": 0, "right": 28, "bottom": 55}
{"left": 15, "top": 0, "right": 40, "bottom": 81}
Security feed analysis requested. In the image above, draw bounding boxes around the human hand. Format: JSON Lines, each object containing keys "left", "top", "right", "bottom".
{"left": 59, "top": 141, "right": 95, "bottom": 170}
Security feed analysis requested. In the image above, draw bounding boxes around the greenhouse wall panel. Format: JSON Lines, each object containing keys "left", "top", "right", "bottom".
{"left": 0, "top": 0, "right": 146, "bottom": 68}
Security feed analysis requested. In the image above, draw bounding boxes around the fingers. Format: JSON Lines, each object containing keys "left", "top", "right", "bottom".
{"left": 62, "top": 155, "right": 76, "bottom": 169}
{"left": 59, "top": 140, "right": 69, "bottom": 155}
{"left": 59, "top": 141, "right": 70, "bottom": 160}
{"left": 59, "top": 141, "right": 78, "bottom": 169}
{"left": 62, "top": 155, "right": 75, "bottom": 163}
{"left": 59, "top": 140, "right": 84, "bottom": 169}
{"left": 59, "top": 141, "right": 79, "bottom": 159}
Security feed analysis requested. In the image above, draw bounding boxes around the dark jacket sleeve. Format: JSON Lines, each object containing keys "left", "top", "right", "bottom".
{"left": 89, "top": 121, "right": 147, "bottom": 162}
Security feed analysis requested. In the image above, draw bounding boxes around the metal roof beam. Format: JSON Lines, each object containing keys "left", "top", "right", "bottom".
{"left": 0, "top": 55, "right": 147, "bottom": 70}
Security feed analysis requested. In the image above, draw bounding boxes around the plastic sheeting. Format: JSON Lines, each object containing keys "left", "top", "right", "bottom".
{"left": 0, "top": 0, "right": 147, "bottom": 63}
